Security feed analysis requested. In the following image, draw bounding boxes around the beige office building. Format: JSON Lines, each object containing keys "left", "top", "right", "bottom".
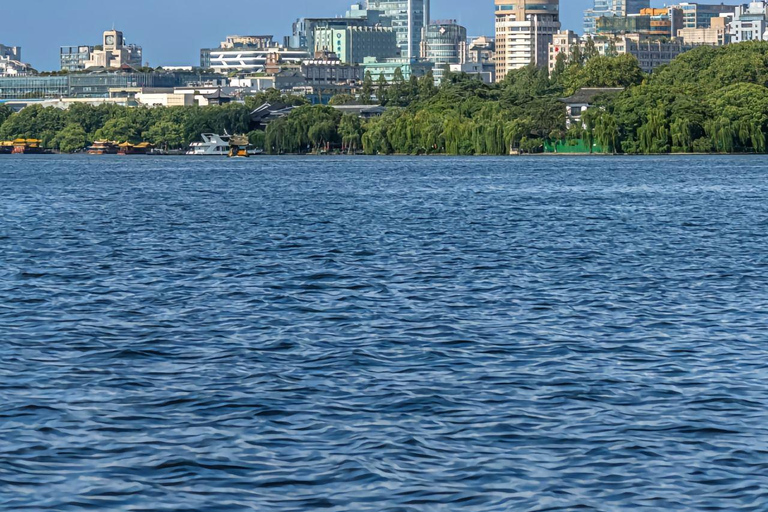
{"left": 494, "top": 0, "right": 561, "bottom": 81}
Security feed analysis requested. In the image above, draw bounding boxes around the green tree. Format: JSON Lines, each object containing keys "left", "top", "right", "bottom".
{"left": 51, "top": 124, "right": 88, "bottom": 153}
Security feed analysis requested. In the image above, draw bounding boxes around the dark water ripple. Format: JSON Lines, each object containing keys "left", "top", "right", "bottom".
{"left": 1, "top": 155, "right": 768, "bottom": 511}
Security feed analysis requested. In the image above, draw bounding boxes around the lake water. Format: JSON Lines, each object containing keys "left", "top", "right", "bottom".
{"left": 2, "top": 155, "right": 768, "bottom": 511}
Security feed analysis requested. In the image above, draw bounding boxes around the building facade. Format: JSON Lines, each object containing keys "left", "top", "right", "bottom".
{"left": 201, "top": 46, "right": 310, "bottom": 72}
{"left": 729, "top": 1, "right": 768, "bottom": 42}
{"left": 677, "top": 16, "right": 729, "bottom": 45}
{"left": 548, "top": 33, "right": 697, "bottom": 73}
{"left": 366, "top": 0, "right": 431, "bottom": 59}
{"left": 360, "top": 56, "right": 433, "bottom": 81}
{"left": 82, "top": 30, "right": 143, "bottom": 69}
{"left": 672, "top": 2, "right": 738, "bottom": 29}
{"left": 0, "top": 71, "right": 222, "bottom": 100}
{"left": 0, "top": 57, "right": 34, "bottom": 77}
{"left": 548, "top": 30, "right": 580, "bottom": 73}
{"left": 449, "top": 62, "right": 495, "bottom": 83}
{"left": 221, "top": 35, "right": 274, "bottom": 49}
{"left": 0, "top": 44, "right": 21, "bottom": 61}
{"left": 495, "top": 0, "right": 561, "bottom": 81}
{"left": 314, "top": 26, "right": 398, "bottom": 63}
{"left": 595, "top": 7, "right": 684, "bottom": 37}
{"left": 289, "top": 17, "right": 372, "bottom": 51}
{"left": 584, "top": 0, "right": 651, "bottom": 34}
{"left": 468, "top": 36, "right": 495, "bottom": 64}
{"left": 420, "top": 21, "right": 468, "bottom": 82}
{"left": 60, "top": 46, "right": 96, "bottom": 72}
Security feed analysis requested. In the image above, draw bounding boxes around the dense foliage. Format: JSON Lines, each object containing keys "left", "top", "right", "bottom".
{"left": 585, "top": 41, "right": 768, "bottom": 154}
{"left": 4, "top": 41, "right": 768, "bottom": 154}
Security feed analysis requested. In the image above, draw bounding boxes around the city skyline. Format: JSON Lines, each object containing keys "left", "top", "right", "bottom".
{"left": 1, "top": 0, "right": 649, "bottom": 70}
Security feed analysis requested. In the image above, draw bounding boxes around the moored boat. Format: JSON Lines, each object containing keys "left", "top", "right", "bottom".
{"left": 117, "top": 142, "right": 154, "bottom": 155}
{"left": 228, "top": 135, "right": 250, "bottom": 158}
{"left": 88, "top": 140, "right": 119, "bottom": 155}
{"left": 186, "top": 133, "right": 232, "bottom": 156}
{"left": 11, "top": 139, "right": 44, "bottom": 154}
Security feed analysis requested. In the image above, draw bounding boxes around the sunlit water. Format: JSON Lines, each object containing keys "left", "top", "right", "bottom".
{"left": 2, "top": 155, "right": 768, "bottom": 511}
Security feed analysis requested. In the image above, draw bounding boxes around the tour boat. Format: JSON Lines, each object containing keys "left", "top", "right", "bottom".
{"left": 11, "top": 139, "right": 44, "bottom": 154}
{"left": 88, "top": 140, "right": 119, "bottom": 155}
{"left": 186, "top": 133, "right": 232, "bottom": 156}
{"left": 117, "top": 142, "right": 153, "bottom": 155}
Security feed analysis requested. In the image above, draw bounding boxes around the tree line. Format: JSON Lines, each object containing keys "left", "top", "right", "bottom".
{"left": 3, "top": 41, "right": 768, "bottom": 154}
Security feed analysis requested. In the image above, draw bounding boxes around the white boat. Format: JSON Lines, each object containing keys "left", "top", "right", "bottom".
{"left": 186, "top": 133, "right": 232, "bottom": 156}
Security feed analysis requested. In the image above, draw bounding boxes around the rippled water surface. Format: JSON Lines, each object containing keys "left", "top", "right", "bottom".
{"left": 2, "top": 155, "right": 768, "bottom": 511}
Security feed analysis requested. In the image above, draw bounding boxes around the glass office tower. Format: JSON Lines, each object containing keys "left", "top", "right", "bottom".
{"left": 366, "top": 0, "right": 430, "bottom": 59}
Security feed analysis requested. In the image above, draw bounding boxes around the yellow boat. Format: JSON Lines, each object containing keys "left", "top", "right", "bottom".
{"left": 117, "top": 142, "right": 154, "bottom": 155}
{"left": 228, "top": 135, "right": 250, "bottom": 158}
{"left": 11, "top": 139, "right": 43, "bottom": 154}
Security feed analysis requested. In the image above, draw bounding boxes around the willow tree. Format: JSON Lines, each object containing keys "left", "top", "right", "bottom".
{"left": 594, "top": 112, "right": 620, "bottom": 154}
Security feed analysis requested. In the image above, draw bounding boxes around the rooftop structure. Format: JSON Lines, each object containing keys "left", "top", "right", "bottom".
{"left": 221, "top": 36, "right": 274, "bottom": 49}
{"left": 0, "top": 44, "right": 21, "bottom": 61}
{"left": 59, "top": 29, "right": 143, "bottom": 72}
{"left": 200, "top": 45, "right": 310, "bottom": 72}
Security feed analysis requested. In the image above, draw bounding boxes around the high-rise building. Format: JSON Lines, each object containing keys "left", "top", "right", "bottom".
{"left": 366, "top": 0, "right": 430, "bottom": 59}
{"left": 494, "top": 0, "right": 561, "bottom": 81}
{"left": 584, "top": 0, "right": 651, "bottom": 34}
{"left": 420, "top": 21, "right": 468, "bottom": 82}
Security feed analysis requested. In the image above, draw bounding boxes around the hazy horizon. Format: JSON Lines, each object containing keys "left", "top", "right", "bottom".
{"left": 5, "top": 0, "right": 680, "bottom": 70}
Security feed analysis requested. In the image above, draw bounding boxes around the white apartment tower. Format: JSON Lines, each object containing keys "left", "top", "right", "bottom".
{"left": 494, "top": 0, "right": 561, "bottom": 81}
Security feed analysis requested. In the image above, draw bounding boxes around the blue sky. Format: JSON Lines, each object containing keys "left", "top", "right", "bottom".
{"left": 6, "top": 0, "right": 664, "bottom": 71}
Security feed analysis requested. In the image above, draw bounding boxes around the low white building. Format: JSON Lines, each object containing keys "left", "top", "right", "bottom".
{"left": 201, "top": 46, "right": 310, "bottom": 72}
{"left": 729, "top": 1, "right": 768, "bottom": 43}
{"left": 0, "top": 57, "right": 33, "bottom": 77}
{"left": 449, "top": 62, "right": 495, "bottom": 84}
{"left": 136, "top": 92, "right": 195, "bottom": 107}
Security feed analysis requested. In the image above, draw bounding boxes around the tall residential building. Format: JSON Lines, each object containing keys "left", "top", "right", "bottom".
{"left": 585, "top": 0, "right": 651, "bottom": 34}
{"left": 366, "top": 0, "right": 430, "bottom": 59}
{"left": 494, "top": 0, "right": 561, "bottom": 81}
{"left": 420, "top": 21, "right": 468, "bottom": 82}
